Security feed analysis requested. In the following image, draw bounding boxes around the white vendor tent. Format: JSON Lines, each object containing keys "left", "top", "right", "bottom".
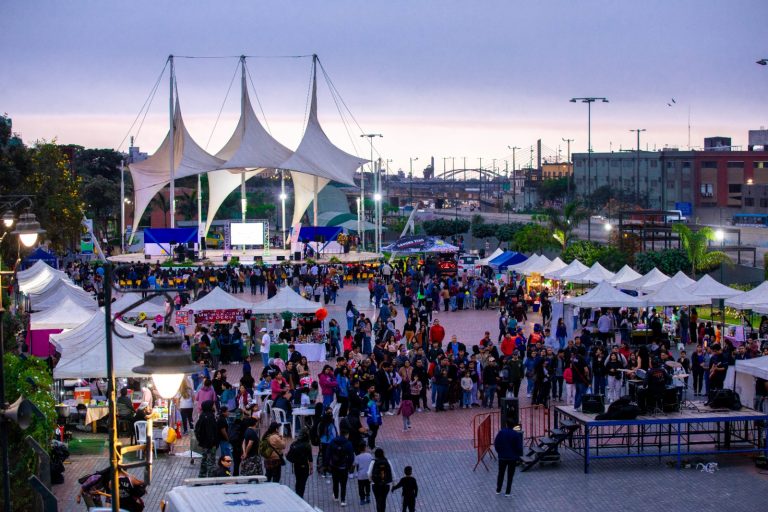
{"left": 475, "top": 248, "right": 504, "bottom": 267}
{"left": 644, "top": 270, "right": 696, "bottom": 292}
{"left": 30, "top": 281, "right": 97, "bottom": 312}
{"left": 184, "top": 286, "right": 255, "bottom": 312}
{"left": 250, "top": 286, "right": 320, "bottom": 315}
{"left": 642, "top": 279, "right": 711, "bottom": 307}
{"left": 620, "top": 268, "right": 670, "bottom": 292}
{"left": 564, "top": 281, "right": 645, "bottom": 308}
{"left": 506, "top": 254, "right": 540, "bottom": 273}
{"left": 568, "top": 262, "right": 616, "bottom": 285}
{"left": 725, "top": 281, "right": 768, "bottom": 311}
{"left": 685, "top": 274, "right": 742, "bottom": 300}
{"left": 51, "top": 309, "right": 153, "bottom": 378}
{"left": 545, "top": 259, "right": 589, "bottom": 280}
{"left": 726, "top": 356, "right": 768, "bottom": 412}
{"left": 522, "top": 255, "right": 552, "bottom": 276}
{"left": 30, "top": 297, "right": 96, "bottom": 330}
{"left": 606, "top": 265, "right": 642, "bottom": 286}
{"left": 17, "top": 261, "right": 68, "bottom": 294}
{"left": 110, "top": 293, "right": 169, "bottom": 318}
{"left": 536, "top": 257, "right": 567, "bottom": 277}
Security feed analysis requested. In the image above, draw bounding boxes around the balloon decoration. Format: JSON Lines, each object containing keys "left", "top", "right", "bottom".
{"left": 315, "top": 308, "right": 328, "bottom": 321}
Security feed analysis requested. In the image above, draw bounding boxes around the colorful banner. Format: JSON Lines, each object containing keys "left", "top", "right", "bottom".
{"left": 175, "top": 310, "right": 190, "bottom": 326}
{"left": 193, "top": 309, "right": 245, "bottom": 324}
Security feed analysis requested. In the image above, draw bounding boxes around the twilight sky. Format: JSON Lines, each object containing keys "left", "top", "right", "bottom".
{"left": 2, "top": 0, "right": 767, "bottom": 174}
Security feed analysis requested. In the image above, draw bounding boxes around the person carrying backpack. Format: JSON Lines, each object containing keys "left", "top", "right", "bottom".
{"left": 194, "top": 400, "right": 220, "bottom": 478}
{"left": 286, "top": 428, "right": 313, "bottom": 499}
{"left": 368, "top": 448, "right": 395, "bottom": 512}
{"left": 328, "top": 428, "right": 355, "bottom": 506}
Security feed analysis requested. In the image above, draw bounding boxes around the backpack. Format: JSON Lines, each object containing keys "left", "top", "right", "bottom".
{"left": 194, "top": 413, "right": 217, "bottom": 448}
{"left": 259, "top": 438, "right": 274, "bottom": 458}
{"left": 285, "top": 440, "right": 301, "bottom": 464}
{"left": 371, "top": 457, "right": 392, "bottom": 485}
{"left": 328, "top": 438, "right": 349, "bottom": 470}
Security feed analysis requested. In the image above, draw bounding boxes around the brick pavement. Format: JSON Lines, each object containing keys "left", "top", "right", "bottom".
{"left": 52, "top": 283, "right": 768, "bottom": 511}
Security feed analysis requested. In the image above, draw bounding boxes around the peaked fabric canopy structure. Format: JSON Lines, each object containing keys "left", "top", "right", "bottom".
{"left": 52, "top": 310, "right": 153, "bottom": 379}
{"left": 642, "top": 279, "right": 710, "bottom": 307}
{"left": 564, "top": 281, "right": 645, "bottom": 308}
{"left": 488, "top": 251, "right": 527, "bottom": 271}
{"left": 644, "top": 270, "right": 696, "bottom": 292}
{"left": 522, "top": 255, "right": 553, "bottom": 276}
{"left": 620, "top": 268, "right": 670, "bottom": 292}
{"left": 725, "top": 281, "right": 768, "bottom": 311}
{"left": 30, "top": 297, "right": 97, "bottom": 330}
{"left": 31, "top": 283, "right": 97, "bottom": 312}
{"left": 606, "top": 265, "right": 643, "bottom": 286}
{"left": 507, "top": 254, "right": 539, "bottom": 273}
{"left": 110, "top": 293, "right": 169, "bottom": 318}
{"left": 476, "top": 248, "right": 504, "bottom": 267}
{"left": 568, "top": 262, "right": 616, "bottom": 284}
{"left": 129, "top": 98, "right": 224, "bottom": 240}
{"left": 684, "top": 274, "right": 742, "bottom": 300}
{"left": 184, "top": 286, "right": 254, "bottom": 312}
{"left": 250, "top": 286, "right": 320, "bottom": 315}
{"left": 17, "top": 261, "right": 69, "bottom": 294}
{"left": 544, "top": 259, "right": 589, "bottom": 280}
{"left": 536, "top": 257, "right": 567, "bottom": 277}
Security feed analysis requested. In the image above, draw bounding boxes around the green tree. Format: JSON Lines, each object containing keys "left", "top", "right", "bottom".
{"left": 82, "top": 174, "right": 121, "bottom": 235}
{"left": 177, "top": 190, "right": 198, "bottom": 221}
{"left": 634, "top": 249, "right": 691, "bottom": 275}
{"left": 495, "top": 223, "right": 522, "bottom": 245}
{"left": 150, "top": 193, "right": 170, "bottom": 228}
{"left": 671, "top": 224, "right": 732, "bottom": 278}
{"left": 512, "top": 223, "right": 558, "bottom": 253}
{"left": 471, "top": 222, "right": 499, "bottom": 239}
{"left": 538, "top": 176, "right": 568, "bottom": 202}
{"left": 422, "top": 219, "right": 469, "bottom": 237}
{"left": 545, "top": 201, "right": 588, "bottom": 251}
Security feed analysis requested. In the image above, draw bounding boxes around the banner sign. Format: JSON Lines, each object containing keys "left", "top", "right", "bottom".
{"left": 175, "top": 310, "right": 190, "bottom": 326}
{"left": 193, "top": 308, "right": 246, "bottom": 324}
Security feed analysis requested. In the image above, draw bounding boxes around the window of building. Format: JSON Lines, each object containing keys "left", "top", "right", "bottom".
{"left": 702, "top": 161, "right": 717, "bottom": 169}
{"left": 728, "top": 184, "right": 742, "bottom": 194}
{"left": 761, "top": 198, "right": 768, "bottom": 208}
{"left": 755, "top": 161, "right": 768, "bottom": 169}
{"left": 700, "top": 183, "right": 714, "bottom": 197}
{"left": 682, "top": 161, "right": 692, "bottom": 169}
{"left": 650, "top": 160, "right": 658, "bottom": 168}
{"left": 744, "top": 197, "right": 755, "bottom": 207}
{"left": 727, "top": 161, "right": 744, "bottom": 168}
{"left": 611, "top": 160, "right": 619, "bottom": 167}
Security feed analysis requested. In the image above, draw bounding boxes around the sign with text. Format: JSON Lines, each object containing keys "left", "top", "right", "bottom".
{"left": 193, "top": 308, "right": 246, "bottom": 324}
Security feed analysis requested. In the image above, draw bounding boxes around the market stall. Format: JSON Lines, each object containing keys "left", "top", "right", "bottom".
{"left": 30, "top": 297, "right": 95, "bottom": 330}
{"left": 110, "top": 292, "right": 169, "bottom": 319}
{"left": 568, "top": 261, "right": 616, "bottom": 285}
{"left": 684, "top": 274, "right": 742, "bottom": 300}
{"left": 643, "top": 270, "right": 696, "bottom": 292}
{"left": 28, "top": 278, "right": 96, "bottom": 312}
{"left": 620, "top": 267, "right": 670, "bottom": 293}
{"left": 544, "top": 259, "right": 588, "bottom": 281}
{"left": 17, "top": 259, "right": 68, "bottom": 294}
{"left": 606, "top": 265, "right": 642, "bottom": 287}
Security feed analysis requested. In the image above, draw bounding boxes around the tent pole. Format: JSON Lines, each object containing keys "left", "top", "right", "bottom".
{"left": 120, "top": 160, "right": 125, "bottom": 254}
{"left": 197, "top": 173, "right": 203, "bottom": 255}
{"left": 313, "top": 175, "right": 318, "bottom": 226}
{"left": 168, "top": 55, "right": 175, "bottom": 229}
{"left": 240, "top": 55, "right": 247, "bottom": 229}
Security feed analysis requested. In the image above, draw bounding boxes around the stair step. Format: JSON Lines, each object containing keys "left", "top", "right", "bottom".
{"left": 550, "top": 428, "right": 567, "bottom": 437}
{"left": 531, "top": 445, "right": 548, "bottom": 454}
{"left": 520, "top": 455, "right": 536, "bottom": 464}
{"left": 540, "top": 437, "right": 559, "bottom": 445}
{"left": 559, "top": 419, "right": 578, "bottom": 428}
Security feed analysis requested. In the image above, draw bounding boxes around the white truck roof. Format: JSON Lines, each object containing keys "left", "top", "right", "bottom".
{"left": 163, "top": 481, "right": 320, "bottom": 512}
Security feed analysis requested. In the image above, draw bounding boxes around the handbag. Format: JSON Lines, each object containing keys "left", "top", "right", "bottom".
{"left": 239, "top": 455, "right": 264, "bottom": 476}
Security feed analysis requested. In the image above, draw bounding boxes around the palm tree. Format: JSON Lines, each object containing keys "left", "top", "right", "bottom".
{"left": 177, "top": 191, "right": 197, "bottom": 221}
{"left": 546, "top": 201, "right": 588, "bottom": 251}
{"left": 151, "top": 193, "right": 170, "bottom": 228}
{"left": 671, "top": 224, "right": 731, "bottom": 278}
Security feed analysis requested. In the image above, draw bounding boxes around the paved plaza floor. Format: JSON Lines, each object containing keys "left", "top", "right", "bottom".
{"left": 52, "top": 283, "right": 768, "bottom": 511}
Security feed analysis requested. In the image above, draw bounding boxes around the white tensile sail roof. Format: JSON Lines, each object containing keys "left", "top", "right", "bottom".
{"left": 129, "top": 98, "right": 225, "bottom": 240}
{"left": 476, "top": 248, "right": 504, "bottom": 267}
{"left": 620, "top": 267, "right": 669, "bottom": 292}
{"left": 685, "top": 274, "right": 742, "bottom": 300}
{"left": 565, "top": 281, "right": 644, "bottom": 308}
{"left": 644, "top": 270, "right": 696, "bottom": 292}
{"left": 30, "top": 297, "right": 97, "bottom": 330}
{"left": 607, "top": 265, "right": 642, "bottom": 286}
{"left": 203, "top": 88, "right": 293, "bottom": 235}
{"left": 642, "top": 279, "right": 710, "bottom": 307}
{"left": 110, "top": 293, "right": 169, "bottom": 318}
{"left": 31, "top": 282, "right": 97, "bottom": 312}
{"left": 725, "top": 281, "right": 768, "bottom": 310}
{"left": 507, "top": 254, "right": 539, "bottom": 273}
{"left": 250, "top": 286, "right": 319, "bottom": 315}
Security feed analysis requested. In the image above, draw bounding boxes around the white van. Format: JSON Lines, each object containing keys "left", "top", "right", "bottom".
{"left": 161, "top": 477, "right": 322, "bottom": 512}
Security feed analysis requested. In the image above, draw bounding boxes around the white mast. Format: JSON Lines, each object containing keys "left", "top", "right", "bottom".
{"left": 240, "top": 56, "right": 247, "bottom": 226}
{"left": 168, "top": 55, "right": 176, "bottom": 228}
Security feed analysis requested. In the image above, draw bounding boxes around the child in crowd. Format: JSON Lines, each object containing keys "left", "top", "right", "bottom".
{"left": 460, "top": 371, "right": 473, "bottom": 409}
{"left": 397, "top": 397, "right": 415, "bottom": 432}
{"left": 392, "top": 465, "right": 418, "bottom": 512}
{"left": 353, "top": 443, "right": 373, "bottom": 505}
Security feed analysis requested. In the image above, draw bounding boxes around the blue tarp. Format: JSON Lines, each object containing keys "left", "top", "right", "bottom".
{"left": 144, "top": 228, "right": 198, "bottom": 244}
{"left": 489, "top": 251, "right": 526, "bottom": 270}
{"left": 297, "top": 226, "right": 342, "bottom": 243}
{"left": 21, "top": 247, "right": 58, "bottom": 270}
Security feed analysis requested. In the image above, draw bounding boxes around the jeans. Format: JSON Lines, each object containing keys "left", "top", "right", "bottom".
{"left": 323, "top": 394, "right": 334, "bottom": 408}
{"left": 526, "top": 377, "right": 534, "bottom": 395}
{"left": 593, "top": 375, "right": 606, "bottom": 396}
{"left": 219, "top": 440, "right": 232, "bottom": 458}
{"left": 372, "top": 483, "right": 390, "bottom": 512}
{"left": 402, "top": 415, "right": 411, "bottom": 430}
{"left": 483, "top": 385, "right": 497, "bottom": 407}
{"left": 180, "top": 408, "right": 193, "bottom": 433}
{"left": 261, "top": 352, "right": 269, "bottom": 367}
{"left": 557, "top": 337, "right": 566, "bottom": 350}
{"left": 265, "top": 463, "right": 282, "bottom": 483}
{"left": 551, "top": 377, "right": 563, "bottom": 399}
{"left": 294, "top": 464, "right": 310, "bottom": 498}
{"left": 347, "top": 317, "right": 355, "bottom": 331}
{"left": 462, "top": 390, "right": 472, "bottom": 407}
{"left": 496, "top": 459, "right": 518, "bottom": 494}
{"left": 358, "top": 479, "right": 371, "bottom": 502}
{"left": 434, "top": 384, "right": 448, "bottom": 411}
{"left": 332, "top": 468, "right": 349, "bottom": 501}
{"left": 574, "top": 382, "right": 588, "bottom": 409}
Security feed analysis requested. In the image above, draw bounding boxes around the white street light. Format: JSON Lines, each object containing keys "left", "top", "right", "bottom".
{"left": 133, "top": 332, "right": 199, "bottom": 399}
{"left": 604, "top": 222, "right": 613, "bottom": 232}
{"left": 374, "top": 193, "right": 382, "bottom": 202}
{"left": 12, "top": 212, "right": 45, "bottom": 248}
{"left": 714, "top": 229, "right": 724, "bottom": 242}
{"left": 2, "top": 211, "right": 14, "bottom": 228}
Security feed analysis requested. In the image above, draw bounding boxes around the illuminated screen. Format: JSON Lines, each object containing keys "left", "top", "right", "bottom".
{"left": 231, "top": 222, "right": 264, "bottom": 245}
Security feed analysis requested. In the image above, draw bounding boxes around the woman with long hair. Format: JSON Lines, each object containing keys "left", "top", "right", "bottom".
{"left": 261, "top": 421, "right": 286, "bottom": 483}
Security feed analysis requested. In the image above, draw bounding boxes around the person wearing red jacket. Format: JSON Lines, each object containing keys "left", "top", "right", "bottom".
{"left": 500, "top": 334, "right": 515, "bottom": 358}
{"left": 429, "top": 319, "right": 445, "bottom": 346}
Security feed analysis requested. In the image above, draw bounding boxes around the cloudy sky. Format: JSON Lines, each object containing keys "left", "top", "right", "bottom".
{"left": 2, "top": 0, "right": 767, "bottom": 174}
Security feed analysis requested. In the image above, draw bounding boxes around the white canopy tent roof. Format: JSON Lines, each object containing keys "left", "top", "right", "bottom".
{"left": 727, "top": 356, "right": 768, "bottom": 412}
{"left": 568, "top": 262, "right": 616, "bottom": 284}
{"left": 30, "top": 297, "right": 96, "bottom": 330}
{"left": 620, "top": 268, "right": 670, "bottom": 292}
{"left": 250, "top": 286, "right": 320, "bottom": 315}
{"left": 544, "top": 259, "right": 589, "bottom": 280}
{"left": 606, "top": 265, "right": 643, "bottom": 286}
{"left": 17, "top": 261, "right": 68, "bottom": 294}
{"left": 52, "top": 310, "right": 153, "bottom": 379}
{"left": 685, "top": 274, "right": 742, "bottom": 300}
{"left": 476, "top": 248, "right": 504, "bottom": 267}
{"left": 642, "top": 279, "right": 711, "bottom": 307}
{"left": 31, "top": 283, "right": 97, "bottom": 312}
{"left": 725, "top": 281, "right": 768, "bottom": 311}
{"left": 644, "top": 270, "right": 696, "bottom": 292}
{"left": 522, "top": 255, "right": 553, "bottom": 276}
{"left": 184, "top": 286, "right": 254, "bottom": 312}
{"left": 535, "top": 257, "right": 567, "bottom": 277}
{"left": 564, "top": 281, "right": 645, "bottom": 308}
{"left": 507, "top": 254, "right": 541, "bottom": 273}
{"left": 110, "top": 293, "right": 169, "bottom": 318}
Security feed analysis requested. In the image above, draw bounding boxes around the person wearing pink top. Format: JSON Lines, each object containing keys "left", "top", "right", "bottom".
{"left": 195, "top": 378, "right": 217, "bottom": 411}
{"left": 271, "top": 374, "right": 288, "bottom": 401}
{"left": 318, "top": 365, "right": 338, "bottom": 407}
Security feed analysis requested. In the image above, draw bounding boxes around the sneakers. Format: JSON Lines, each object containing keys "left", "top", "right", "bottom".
{"left": 341, "top": 502, "right": 347, "bottom": 507}
{"left": 385, "top": 411, "right": 395, "bottom": 416}
{"left": 496, "top": 490, "right": 501, "bottom": 495}
{"left": 417, "top": 408, "right": 423, "bottom": 412}
{"left": 505, "top": 494, "right": 511, "bottom": 497}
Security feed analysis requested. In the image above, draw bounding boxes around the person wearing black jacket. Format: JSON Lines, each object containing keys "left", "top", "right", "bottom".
{"left": 195, "top": 400, "right": 220, "bottom": 478}
{"left": 328, "top": 429, "right": 355, "bottom": 506}
{"left": 392, "top": 465, "right": 418, "bottom": 512}
{"left": 374, "top": 363, "right": 394, "bottom": 414}
{"left": 289, "top": 428, "right": 314, "bottom": 499}
{"left": 493, "top": 419, "right": 523, "bottom": 497}
{"left": 482, "top": 359, "right": 500, "bottom": 408}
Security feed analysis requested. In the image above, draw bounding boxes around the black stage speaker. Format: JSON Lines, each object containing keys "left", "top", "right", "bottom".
{"left": 294, "top": 251, "right": 301, "bottom": 261}
{"left": 582, "top": 394, "right": 605, "bottom": 414}
{"left": 200, "top": 236, "right": 207, "bottom": 250}
{"left": 276, "top": 255, "right": 285, "bottom": 261}
{"left": 254, "top": 256, "right": 263, "bottom": 262}
{"left": 223, "top": 255, "right": 229, "bottom": 262}
{"left": 500, "top": 397, "right": 519, "bottom": 427}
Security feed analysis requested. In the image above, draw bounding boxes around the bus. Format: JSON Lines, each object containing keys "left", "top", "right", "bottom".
{"left": 732, "top": 213, "right": 768, "bottom": 227}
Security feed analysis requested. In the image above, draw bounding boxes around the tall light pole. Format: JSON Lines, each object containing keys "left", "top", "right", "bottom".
{"left": 443, "top": 156, "right": 452, "bottom": 181}
{"left": 630, "top": 129, "right": 647, "bottom": 207}
{"left": 508, "top": 146, "right": 520, "bottom": 206}
{"left": 360, "top": 133, "right": 382, "bottom": 253}
{"left": 409, "top": 157, "right": 419, "bottom": 207}
{"left": 570, "top": 96, "right": 609, "bottom": 241}
{"left": 562, "top": 138, "right": 574, "bottom": 199}
{"left": 279, "top": 170, "right": 287, "bottom": 248}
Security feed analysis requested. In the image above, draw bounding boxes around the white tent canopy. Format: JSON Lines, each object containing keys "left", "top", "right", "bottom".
{"left": 250, "top": 286, "right": 320, "bottom": 315}
{"left": 728, "top": 356, "right": 768, "bottom": 412}
{"left": 184, "top": 287, "right": 254, "bottom": 312}
{"left": 568, "top": 262, "right": 616, "bottom": 284}
{"left": 685, "top": 274, "right": 742, "bottom": 300}
{"left": 507, "top": 254, "right": 541, "bottom": 273}
{"left": 30, "top": 297, "right": 96, "bottom": 330}
{"left": 476, "top": 248, "right": 504, "bottom": 267}
{"left": 642, "top": 279, "right": 711, "bottom": 307}
{"left": 536, "top": 257, "right": 567, "bottom": 277}
{"left": 620, "top": 267, "right": 670, "bottom": 292}
{"left": 522, "top": 255, "right": 553, "bottom": 276}
{"left": 52, "top": 310, "right": 153, "bottom": 379}
{"left": 607, "top": 265, "right": 643, "bottom": 286}
{"left": 564, "top": 281, "right": 645, "bottom": 308}
{"left": 644, "top": 270, "right": 696, "bottom": 292}
{"left": 725, "top": 281, "right": 768, "bottom": 311}
{"left": 17, "top": 261, "right": 68, "bottom": 294}
{"left": 31, "top": 283, "right": 97, "bottom": 312}
{"left": 545, "top": 259, "right": 589, "bottom": 280}
{"left": 111, "top": 293, "right": 169, "bottom": 318}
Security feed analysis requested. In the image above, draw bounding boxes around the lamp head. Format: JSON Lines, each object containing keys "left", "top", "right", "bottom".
{"left": 11, "top": 212, "right": 45, "bottom": 247}
{"left": 279, "top": 193, "right": 287, "bottom": 201}
{"left": 714, "top": 229, "right": 724, "bottom": 242}
{"left": 2, "top": 210, "right": 14, "bottom": 228}
{"left": 133, "top": 332, "right": 199, "bottom": 399}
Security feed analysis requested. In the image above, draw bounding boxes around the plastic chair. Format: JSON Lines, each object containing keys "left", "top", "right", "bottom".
{"left": 271, "top": 408, "right": 292, "bottom": 437}
{"left": 263, "top": 400, "right": 273, "bottom": 417}
{"left": 331, "top": 403, "right": 342, "bottom": 435}
{"left": 133, "top": 421, "right": 157, "bottom": 460}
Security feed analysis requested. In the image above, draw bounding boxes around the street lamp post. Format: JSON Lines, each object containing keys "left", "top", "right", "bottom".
{"left": 630, "top": 129, "right": 647, "bottom": 207}
{"left": 508, "top": 146, "right": 520, "bottom": 206}
{"left": 562, "top": 138, "right": 574, "bottom": 199}
{"left": 279, "top": 172, "right": 287, "bottom": 249}
{"left": 715, "top": 229, "right": 725, "bottom": 283}
{"left": 360, "top": 134, "right": 382, "bottom": 253}
{"left": 570, "top": 96, "right": 609, "bottom": 241}
{"left": 409, "top": 157, "right": 419, "bottom": 207}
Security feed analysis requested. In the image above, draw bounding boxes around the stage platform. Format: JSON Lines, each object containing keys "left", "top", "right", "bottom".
{"left": 554, "top": 404, "right": 768, "bottom": 473}
{"left": 108, "top": 248, "right": 382, "bottom": 266}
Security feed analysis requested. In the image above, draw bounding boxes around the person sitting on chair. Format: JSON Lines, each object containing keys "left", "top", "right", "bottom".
{"left": 116, "top": 387, "right": 135, "bottom": 420}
